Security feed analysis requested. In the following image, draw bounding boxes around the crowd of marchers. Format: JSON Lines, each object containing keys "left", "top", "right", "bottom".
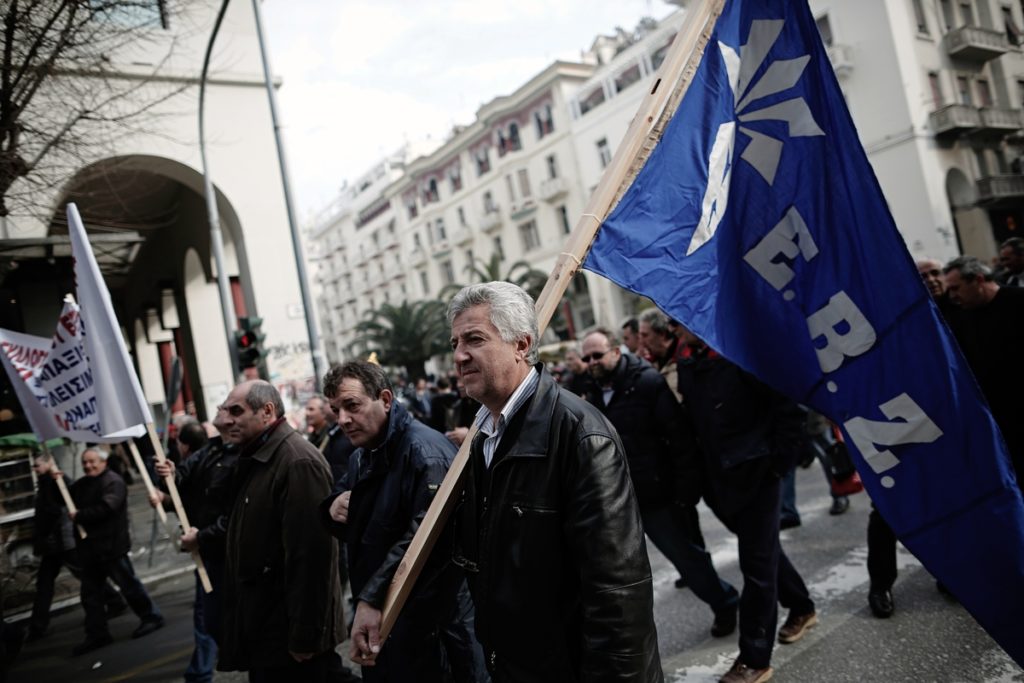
{"left": 18, "top": 238, "right": 1024, "bottom": 683}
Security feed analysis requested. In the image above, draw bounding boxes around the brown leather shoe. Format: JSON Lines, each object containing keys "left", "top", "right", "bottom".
{"left": 778, "top": 609, "right": 818, "bottom": 643}
{"left": 719, "top": 660, "right": 773, "bottom": 683}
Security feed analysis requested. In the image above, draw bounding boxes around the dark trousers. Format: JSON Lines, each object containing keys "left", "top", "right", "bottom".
{"left": 186, "top": 573, "right": 217, "bottom": 683}
{"left": 867, "top": 505, "right": 898, "bottom": 591}
{"left": 80, "top": 555, "right": 161, "bottom": 639}
{"left": 31, "top": 551, "right": 123, "bottom": 634}
{"left": 641, "top": 503, "right": 738, "bottom": 614}
{"left": 717, "top": 476, "right": 815, "bottom": 669}
{"left": 248, "top": 649, "right": 333, "bottom": 683}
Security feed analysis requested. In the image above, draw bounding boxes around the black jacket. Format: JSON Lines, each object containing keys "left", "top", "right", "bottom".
{"left": 70, "top": 468, "right": 131, "bottom": 564}
{"left": 453, "top": 367, "right": 661, "bottom": 683}
{"left": 584, "top": 353, "right": 694, "bottom": 509}
{"left": 33, "top": 474, "right": 74, "bottom": 557}
{"left": 159, "top": 436, "right": 237, "bottom": 561}
{"left": 321, "top": 400, "right": 461, "bottom": 612}
{"left": 676, "top": 346, "right": 804, "bottom": 517}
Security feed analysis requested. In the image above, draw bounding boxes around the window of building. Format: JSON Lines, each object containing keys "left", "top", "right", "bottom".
{"left": 534, "top": 104, "right": 555, "bottom": 139}
{"left": 579, "top": 86, "right": 606, "bottom": 116}
{"left": 597, "top": 138, "right": 612, "bottom": 168}
{"left": 436, "top": 218, "right": 447, "bottom": 242}
{"left": 413, "top": 232, "right": 422, "bottom": 249}
{"left": 400, "top": 283, "right": 407, "bottom": 296}
{"left": 1017, "top": 79, "right": 1024, "bottom": 107}
{"left": 929, "top": 72, "right": 944, "bottom": 107}
{"left": 465, "top": 248, "right": 474, "bottom": 266}
{"left": 614, "top": 63, "right": 643, "bottom": 93}
{"left": 406, "top": 198, "right": 418, "bottom": 220}
{"left": 483, "top": 191, "right": 497, "bottom": 213}
{"left": 420, "top": 271, "right": 430, "bottom": 295}
{"left": 913, "top": 0, "right": 929, "bottom": 33}
{"left": 494, "top": 236, "right": 505, "bottom": 261}
{"left": 519, "top": 220, "right": 541, "bottom": 252}
{"left": 546, "top": 154, "right": 559, "bottom": 179}
{"left": 441, "top": 260, "right": 455, "bottom": 285}
{"left": 505, "top": 174, "right": 517, "bottom": 203}
{"left": 940, "top": 0, "right": 956, "bottom": 30}
{"left": 457, "top": 206, "right": 467, "bottom": 226}
{"left": 558, "top": 205, "right": 572, "bottom": 234}
{"left": 423, "top": 178, "right": 440, "bottom": 204}
{"left": 449, "top": 165, "right": 463, "bottom": 193}
{"left": 650, "top": 33, "right": 676, "bottom": 71}
{"left": 957, "top": 75, "right": 973, "bottom": 104}
{"left": 816, "top": 14, "right": 834, "bottom": 47}
{"left": 91, "top": 0, "right": 168, "bottom": 29}
{"left": 507, "top": 123, "right": 522, "bottom": 152}
{"left": 977, "top": 78, "right": 993, "bottom": 106}
{"left": 957, "top": 0, "right": 975, "bottom": 26}
{"left": 476, "top": 147, "right": 491, "bottom": 175}
{"left": 1004, "top": 5, "right": 1023, "bottom": 45}
{"left": 517, "top": 168, "right": 532, "bottom": 198}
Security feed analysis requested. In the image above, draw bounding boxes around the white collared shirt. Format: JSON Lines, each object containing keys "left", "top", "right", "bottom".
{"left": 473, "top": 367, "right": 540, "bottom": 468}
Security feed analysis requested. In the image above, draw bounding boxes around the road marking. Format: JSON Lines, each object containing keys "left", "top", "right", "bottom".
{"left": 100, "top": 645, "right": 194, "bottom": 683}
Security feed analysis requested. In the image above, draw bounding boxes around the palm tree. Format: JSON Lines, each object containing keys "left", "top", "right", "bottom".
{"left": 441, "top": 253, "right": 548, "bottom": 299}
{"left": 350, "top": 300, "right": 451, "bottom": 380}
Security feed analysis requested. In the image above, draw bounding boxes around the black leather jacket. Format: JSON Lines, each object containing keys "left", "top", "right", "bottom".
{"left": 160, "top": 436, "right": 237, "bottom": 561}
{"left": 453, "top": 367, "right": 662, "bottom": 682}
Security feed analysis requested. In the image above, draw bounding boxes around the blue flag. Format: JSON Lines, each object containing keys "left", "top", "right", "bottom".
{"left": 585, "top": 0, "right": 1024, "bottom": 665}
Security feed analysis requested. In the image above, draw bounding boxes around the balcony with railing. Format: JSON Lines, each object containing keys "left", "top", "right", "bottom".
{"left": 943, "top": 25, "right": 1009, "bottom": 62}
{"left": 430, "top": 238, "right": 452, "bottom": 257}
{"left": 976, "top": 106, "right": 1024, "bottom": 138}
{"left": 481, "top": 209, "right": 503, "bottom": 233}
{"left": 538, "top": 177, "right": 569, "bottom": 202}
{"left": 929, "top": 103, "right": 982, "bottom": 139}
{"left": 451, "top": 227, "right": 473, "bottom": 246}
{"left": 977, "top": 174, "right": 1024, "bottom": 204}
{"left": 380, "top": 232, "right": 399, "bottom": 249}
{"left": 510, "top": 200, "right": 537, "bottom": 221}
{"left": 409, "top": 246, "right": 427, "bottom": 267}
{"left": 826, "top": 44, "right": 853, "bottom": 77}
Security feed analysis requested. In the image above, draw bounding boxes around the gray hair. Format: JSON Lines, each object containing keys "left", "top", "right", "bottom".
{"left": 1001, "top": 237, "right": 1024, "bottom": 255}
{"left": 944, "top": 255, "right": 992, "bottom": 282}
{"left": 83, "top": 447, "right": 109, "bottom": 461}
{"left": 447, "top": 281, "right": 539, "bottom": 364}
{"left": 638, "top": 307, "right": 672, "bottom": 338}
{"left": 244, "top": 380, "right": 285, "bottom": 418}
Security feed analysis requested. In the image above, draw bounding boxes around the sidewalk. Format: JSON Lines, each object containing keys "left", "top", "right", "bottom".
{"left": 6, "top": 481, "right": 196, "bottom": 623}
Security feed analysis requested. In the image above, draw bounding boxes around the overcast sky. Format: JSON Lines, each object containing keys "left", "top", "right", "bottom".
{"left": 260, "top": 0, "right": 677, "bottom": 222}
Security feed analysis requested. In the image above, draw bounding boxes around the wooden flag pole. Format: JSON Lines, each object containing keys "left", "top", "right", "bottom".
{"left": 126, "top": 439, "right": 169, "bottom": 525}
{"left": 43, "top": 442, "right": 87, "bottom": 539}
{"left": 145, "top": 423, "right": 213, "bottom": 593}
{"left": 378, "top": 0, "right": 726, "bottom": 641}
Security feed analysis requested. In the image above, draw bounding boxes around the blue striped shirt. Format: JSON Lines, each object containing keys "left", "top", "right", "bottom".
{"left": 473, "top": 367, "right": 540, "bottom": 468}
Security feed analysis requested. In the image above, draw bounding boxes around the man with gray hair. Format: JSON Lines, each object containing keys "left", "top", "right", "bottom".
{"left": 944, "top": 256, "right": 1024, "bottom": 479}
{"left": 217, "top": 380, "right": 342, "bottom": 681}
{"left": 448, "top": 281, "right": 661, "bottom": 682}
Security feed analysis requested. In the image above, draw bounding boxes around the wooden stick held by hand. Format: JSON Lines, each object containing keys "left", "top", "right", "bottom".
{"left": 145, "top": 423, "right": 213, "bottom": 593}
{"left": 54, "top": 475, "right": 87, "bottom": 539}
{"left": 126, "top": 439, "right": 168, "bottom": 525}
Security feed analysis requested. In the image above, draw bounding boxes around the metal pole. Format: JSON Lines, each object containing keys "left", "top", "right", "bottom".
{"left": 199, "top": 0, "right": 240, "bottom": 381}
{"left": 251, "top": 0, "right": 326, "bottom": 390}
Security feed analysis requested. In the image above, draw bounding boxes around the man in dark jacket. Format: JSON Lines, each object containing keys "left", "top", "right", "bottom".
{"left": 217, "top": 380, "right": 342, "bottom": 681}
{"left": 581, "top": 328, "right": 739, "bottom": 637}
{"left": 676, "top": 330, "right": 815, "bottom": 683}
{"left": 321, "top": 360, "right": 482, "bottom": 682}
{"left": 307, "top": 394, "right": 356, "bottom": 485}
{"left": 67, "top": 448, "right": 164, "bottom": 656}
{"left": 151, "top": 419, "right": 237, "bottom": 682}
{"left": 28, "top": 451, "right": 124, "bottom": 641}
{"left": 448, "top": 282, "right": 661, "bottom": 682}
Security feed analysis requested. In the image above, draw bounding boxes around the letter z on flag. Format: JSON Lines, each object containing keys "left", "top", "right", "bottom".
{"left": 584, "top": 0, "right": 1024, "bottom": 665}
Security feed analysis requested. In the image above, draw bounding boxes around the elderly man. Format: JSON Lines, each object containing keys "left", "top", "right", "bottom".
{"left": 997, "top": 237, "right": 1024, "bottom": 287}
{"left": 216, "top": 380, "right": 342, "bottom": 682}
{"left": 944, "top": 256, "right": 1024, "bottom": 479}
{"left": 67, "top": 448, "right": 164, "bottom": 656}
{"left": 306, "top": 393, "right": 355, "bottom": 486}
{"left": 581, "top": 327, "right": 739, "bottom": 637}
{"left": 321, "top": 360, "right": 481, "bottom": 682}
{"left": 449, "top": 281, "right": 660, "bottom": 682}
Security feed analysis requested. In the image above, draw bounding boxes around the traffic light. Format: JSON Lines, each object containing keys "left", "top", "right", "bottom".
{"left": 234, "top": 316, "right": 267, "bottom": 370}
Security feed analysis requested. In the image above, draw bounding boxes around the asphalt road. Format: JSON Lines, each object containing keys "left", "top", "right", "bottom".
{"left": 8, "top": 465, "right": 1023, "bottom": 682}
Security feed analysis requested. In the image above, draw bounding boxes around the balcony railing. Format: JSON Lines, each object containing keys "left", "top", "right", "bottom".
{"left": 431, "top": 239, "right": 452, "bottom": 257}
{"left": 943, "top": 25, "right": 1009, "bottom": 62}
{"left": 409, "top": 246, "right": 427, "bottom": 267}
{"left": 929, "top": 103, "right": 982, "bottom": 138}
{"left": 977, "top": 174, "right": 1024, "bottom": 203}
{"left": 510, "top": 200, "right": 537, "bottom": 220}
{"left": 451, "top": 227, "right": 473, "bottom": 245}
{"left": 977, "top": 106, "right": 1024, "bottom": 135}
{"left": 538, "top": 177, "right": 569, "bottom": 202}
{"left": 380, "top": 233, "right": 399, "bottom": 250}
{"left": 481, "top": 210, "right": 503, "bottom": 233}
{"left": 826, "top": 43, "right": 853, "bottom": 77}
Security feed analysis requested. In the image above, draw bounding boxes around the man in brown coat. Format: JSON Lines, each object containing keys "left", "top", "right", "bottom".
{"left": 216, "top": 380, "right": 342, "bottom": 682}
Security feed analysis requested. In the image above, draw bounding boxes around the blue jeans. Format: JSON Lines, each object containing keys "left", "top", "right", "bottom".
{"left": 185, "top": 572, "right": 217, "bottom": 682}
{"left": 641, "top": 503, "right": 739, "bottom": 614}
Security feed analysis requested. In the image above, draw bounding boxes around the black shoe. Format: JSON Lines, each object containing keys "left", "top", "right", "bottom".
{"left": 868, "top": 588, "right": 894, "bottom": 618}
{"left": 131, "top": 616, "right": 165, "bottom": 639}
{"left": 106, "top": 600, "right": 128, "bottom": 618}
{"left": 674, "top": 576, "right": 688, "bottom": 589}
{"left": 711, "top": 605, "right": 738, "bottom": 637}
{"left": 829, "top": 497, "right": 850, "bottom": 515}
{"left": 72, "top": 634, "right": 113, "bottom": 656}
{"left": 780, "top": 516, "right": 801, "bottom": 530}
